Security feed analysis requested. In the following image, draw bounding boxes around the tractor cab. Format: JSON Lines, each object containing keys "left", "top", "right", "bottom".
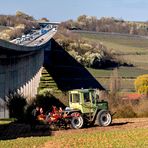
{"left": 69, "top": 89, "right": 108, "bottom": 113}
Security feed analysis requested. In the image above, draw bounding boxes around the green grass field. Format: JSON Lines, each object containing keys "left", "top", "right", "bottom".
{"left": 87, "top": 67, "right": 148, "bottom": 91}
{"left": 79, "top": 32, "right": 148, "bottom": 54}
{"left": 87, "top": 67, "right": 148, "bottom": 78}
{"left": 0, "top": 128, "right": 147, "bottom": 148}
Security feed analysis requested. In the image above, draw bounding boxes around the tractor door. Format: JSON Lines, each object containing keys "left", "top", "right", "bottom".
{"left": 82, "top": 92, "right": 94, "bottom": 113}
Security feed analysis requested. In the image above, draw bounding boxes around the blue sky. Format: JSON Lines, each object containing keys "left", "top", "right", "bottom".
{"left": 0, "top": 0, "right": 148, "bottom": 22}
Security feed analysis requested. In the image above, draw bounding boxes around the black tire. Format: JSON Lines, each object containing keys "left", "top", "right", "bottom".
{"left": 71, "top": 114, "right": 84, "bottom": 129}
{"left": 96, "top": 110, "right": 112, "bottom": 126}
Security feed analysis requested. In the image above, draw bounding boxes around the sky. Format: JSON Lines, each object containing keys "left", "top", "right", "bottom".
{"left": 0, "top": 0, "right": 148, "bottom": 22}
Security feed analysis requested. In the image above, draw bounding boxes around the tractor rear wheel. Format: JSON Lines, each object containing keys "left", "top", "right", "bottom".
{"left": 96, "top": 110, "right": 112, "bottom": 126}
{"left": 71, "top": 114, "right": 84, "bottom": 129}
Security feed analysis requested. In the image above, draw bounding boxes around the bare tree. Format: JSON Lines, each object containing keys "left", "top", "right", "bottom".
{"left": 110, "top": 68, "right": 122, "bottom": 93}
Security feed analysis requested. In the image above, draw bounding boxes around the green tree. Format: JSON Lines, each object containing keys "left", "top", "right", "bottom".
{"left": 110, "top": 68, "right": 121, "bottom": 93}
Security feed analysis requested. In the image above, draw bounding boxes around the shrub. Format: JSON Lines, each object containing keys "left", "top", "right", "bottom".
{"left": 109, "top": 92, "right": 148, "bottom": 118}
{"left": 133, "top": 98, "right": 148, "bottom": 117}
{"left": 115, "top": 105, "right": 137, "bottom": 118}
{"left": 31, "top": 92, "right": 66, "bottom": 113}
{"left": 134, "top": 74, "right": 148, "bottom": 96}
{"left": 5, "top": 91, "right": 27, "bottom": 121}
{"left": 109, "top": 92, "right": 135, "bottom": 118}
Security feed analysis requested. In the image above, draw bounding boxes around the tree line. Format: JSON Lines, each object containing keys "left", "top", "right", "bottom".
{"left": 60, "top": 15, "right": 148, "bottom": 36}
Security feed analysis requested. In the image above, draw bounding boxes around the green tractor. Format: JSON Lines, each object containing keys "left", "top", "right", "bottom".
{"left": 66, "top": 89, "right": 112, "bottom": 129}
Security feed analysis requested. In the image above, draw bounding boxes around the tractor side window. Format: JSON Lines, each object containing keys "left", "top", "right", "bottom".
{"left": 84, "top": 93, "right": 90, "bottom": 102}
{"left": 73, "top": 94, "right": 80, "bottom": 103}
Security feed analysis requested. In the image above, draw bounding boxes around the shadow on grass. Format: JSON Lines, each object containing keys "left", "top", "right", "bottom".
{"left": 0, "top": 122, "right": 52, "bottom": 140}
{"left": 86, "top": 121, "right": 133, "bottom": 129}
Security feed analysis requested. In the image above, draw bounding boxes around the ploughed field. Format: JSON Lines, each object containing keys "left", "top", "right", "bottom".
{"left": 0, "top": 118, "right": 148, "bottom": 148}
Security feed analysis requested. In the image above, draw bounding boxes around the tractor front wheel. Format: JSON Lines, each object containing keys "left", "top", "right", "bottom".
{"left": 96, "top": 110, "right": 112, "bottom": 126}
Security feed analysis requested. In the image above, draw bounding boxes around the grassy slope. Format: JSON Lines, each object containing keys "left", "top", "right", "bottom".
{"left": 0, "top": 128, "right": 147, "bottom": 148}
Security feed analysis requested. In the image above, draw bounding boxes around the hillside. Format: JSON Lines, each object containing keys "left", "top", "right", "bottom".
{"left": 74, "top": 31, "right": 148, "bottom": 91}
{"left": 58, "top": 15, "right": 148, "bottom": 91}
{"left": 78, "top": 31, "right": 148, "bottom": 70}
{"left": 53, "top": 29, "right": 126, "bottom": 69}
{"left": 52, "top": 25, "right": 148, "bottom": 92}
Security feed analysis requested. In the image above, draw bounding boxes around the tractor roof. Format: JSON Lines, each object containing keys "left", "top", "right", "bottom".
{"left": 69, "top": 89, "right": 95, "bottom": 93}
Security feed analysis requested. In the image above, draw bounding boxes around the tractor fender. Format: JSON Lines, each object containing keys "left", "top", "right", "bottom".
{"left": 67, "top": 110, "right": 82, "bottom": 116}
{"left": 63, "top": 109, "right": 81, "bottom": 116}
{"left": 70, "top": 112, "right": 81, "bottom": 117}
